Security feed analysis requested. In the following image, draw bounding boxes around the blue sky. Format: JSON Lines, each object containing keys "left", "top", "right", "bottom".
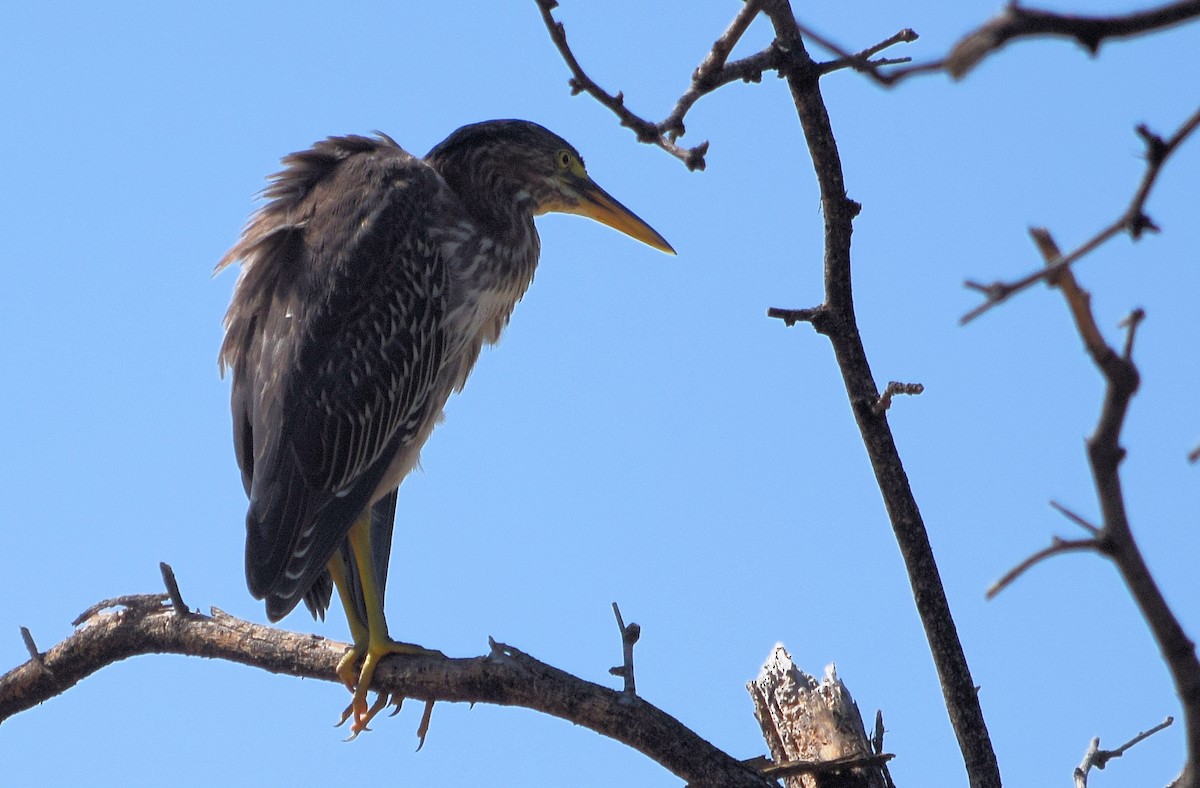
{"left": 2, "top": 2, "right": 1198, "bottom": 786}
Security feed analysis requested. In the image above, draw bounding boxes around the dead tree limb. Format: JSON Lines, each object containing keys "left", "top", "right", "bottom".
{"left": 1, "top": 590, "right": 773, "bottom": 788}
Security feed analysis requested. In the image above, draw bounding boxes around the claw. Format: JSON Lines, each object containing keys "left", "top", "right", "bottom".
{"left": 345, "top": 640, "right": 441, "bottom": 734}
{"left": 334, "top": 638, "right": 443, "bottom": 734}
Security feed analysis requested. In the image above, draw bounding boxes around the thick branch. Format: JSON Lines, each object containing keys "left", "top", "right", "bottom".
{"left": 0, "top": 596, "right": 772, "bottom": 788}
{"left": 758, "top": 2, "right": 1002, "bottom": 786}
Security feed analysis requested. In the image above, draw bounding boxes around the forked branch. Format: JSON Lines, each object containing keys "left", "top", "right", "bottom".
{"left": 1074, "top": 717, "right": 1174, "bottom": 787}
{"left": 540, "top": 2, "right": 1000, "bottom": 785}
{"left": 535, "top": 0, "right": 916, "bottom": 171}
{"left": 991, "top": 228, "right": 1200, "bottom": 786}
{"left": 961, "top": 108, "right": 1200, "bottom": 324}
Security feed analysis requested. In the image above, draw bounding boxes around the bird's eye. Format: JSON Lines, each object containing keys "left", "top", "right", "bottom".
{"left": 556, "top": 150, "right": 572, "bottom": 170}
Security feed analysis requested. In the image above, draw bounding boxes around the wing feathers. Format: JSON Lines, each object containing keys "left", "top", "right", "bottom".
{"left": 221, "top": 134, "right": 452, "bottom": 620}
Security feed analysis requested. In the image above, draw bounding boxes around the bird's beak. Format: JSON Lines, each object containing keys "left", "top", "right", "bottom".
{"left": 566, "top": 177, "right": 676, "bottom": 255}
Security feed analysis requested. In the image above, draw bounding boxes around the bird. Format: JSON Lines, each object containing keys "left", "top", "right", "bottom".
{"left": 216, "top": 119, "right": 674, "bottom": 733}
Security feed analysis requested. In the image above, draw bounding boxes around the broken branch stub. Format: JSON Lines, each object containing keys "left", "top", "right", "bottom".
{"left": 748, "top": 644, "right": 889, "bottom": 788}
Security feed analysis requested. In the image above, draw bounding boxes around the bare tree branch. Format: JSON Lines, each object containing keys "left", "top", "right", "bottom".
{"left": 873, "top": 381, "right": 925, "bottom": 415}
{"left": 987, "top": 536, "right": 1100, "bottom": 599}
{"left": 754, "top": 3, "right": 1002, "bottom": 784}
{"left": 534, "top": 0, "right": 712, "bottom": 169}
{"left": 961, "top": 107, "right": 1200, "bottom": 324}
{"left": 1020, "top": 228, "right": 1200, "bottom": 786}
{"left": 943, "top": 1, "right": 1200, "bottom": 79}
{"left": 1049, "top": 499, "right": 1101, "bottom": 536}
{"left": 535, "top": 1, "right": 914, "bottom": 172}
{"left": 0, "top": 590, "right": 773, "bottom": 788}
{"left": 1074, "top": 717, "right": 1175, "bottom": 787}
{"left": 792, "top": 1, "right": 1200, "bottom": 84}
{"left": 539, "top": 2, "right": 1001, "bottom": 784}
{"left": 815, "top": 28, "right": 919, "bottom": 76}
{"left": 607, "top": 602, "right": 640, "bottom": 696}
{"left": 659, "top": 0, "right": 768, "bottom": 141}
{"left": 767, "top": 305, "right": 827, "bottom": 326}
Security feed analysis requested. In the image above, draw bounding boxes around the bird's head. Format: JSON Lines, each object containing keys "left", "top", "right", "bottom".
{"left": 427, "top": 120, "right": 674, "bottom": 254}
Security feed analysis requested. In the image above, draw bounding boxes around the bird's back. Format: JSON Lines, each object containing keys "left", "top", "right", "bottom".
{"left": 218, "top": 134, "right": 456, "bottom": 621}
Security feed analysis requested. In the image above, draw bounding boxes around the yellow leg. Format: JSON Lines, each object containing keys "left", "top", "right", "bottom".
{"left": 329, "top": 507, "right": 441, "bottom": 735}
{"left": 327, "top": 549, "right": 368, "bottom": 692}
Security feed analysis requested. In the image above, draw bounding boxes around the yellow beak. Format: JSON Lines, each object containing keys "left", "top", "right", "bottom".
{"left": 566, "top": 177, "right": 675, "bottom": 255}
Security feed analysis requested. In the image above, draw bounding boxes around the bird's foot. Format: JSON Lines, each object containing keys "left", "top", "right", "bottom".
{"left": 335, "top": 639, "right": 442, "bottom": 736}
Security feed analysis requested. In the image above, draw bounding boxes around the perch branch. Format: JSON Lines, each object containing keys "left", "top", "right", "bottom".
{"left": 1, "top": 587, "right": 772, "bottom": 788}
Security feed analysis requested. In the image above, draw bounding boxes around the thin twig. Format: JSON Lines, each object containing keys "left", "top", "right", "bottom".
{"left": 789, "top": 24, "right": 921, "bottom": 76}
{"left": 944, "top": 1, "right": 1200, "bottom": 79}
{"left": 987, "top": 537, "right": 1099, "bottom": 599}
{"left": 1048, "top": 500, "right": 1101, "bottom": 536}
{"left": 608, "top": 602, "right": 640, "bottom": 696}
{"left": 872, "top": 710, "right": 899, "bottom": 788}
{"left": 798, "top": 1, "right": 1200, "bottom": 85}
{"left": 534, "top": 0, "right": 710, "bottom": 169}
{"left": 874, "top": 381, "right": 925, "bottom": 414}
{"left": 766, "top": 305, "right": 826, "bottom": 327}
{"left": 1074, "top": 717, "right": 1174, "bottom": 786}
{"left": 159, "top": 562, "right": 189, "bottom": 615}
{"left": 19, "top": 627, "right": 52, "bottom": 679}
{"left": 760, "top": 752, "right": 894, "bottom": 778}
{"left": 961, "top": 107, "right": 1200, "bottom": 324}
{"left": 661, "top": 0, "right": 766, "bottom": 141}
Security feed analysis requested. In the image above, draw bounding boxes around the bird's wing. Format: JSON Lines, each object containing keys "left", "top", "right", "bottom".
{"left": 219, "top": 134, "right": 452, "bottom": 621}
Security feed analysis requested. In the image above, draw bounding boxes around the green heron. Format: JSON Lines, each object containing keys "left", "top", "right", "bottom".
{"left": 216, "top": 120, "right": 673, "bottom": 732}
